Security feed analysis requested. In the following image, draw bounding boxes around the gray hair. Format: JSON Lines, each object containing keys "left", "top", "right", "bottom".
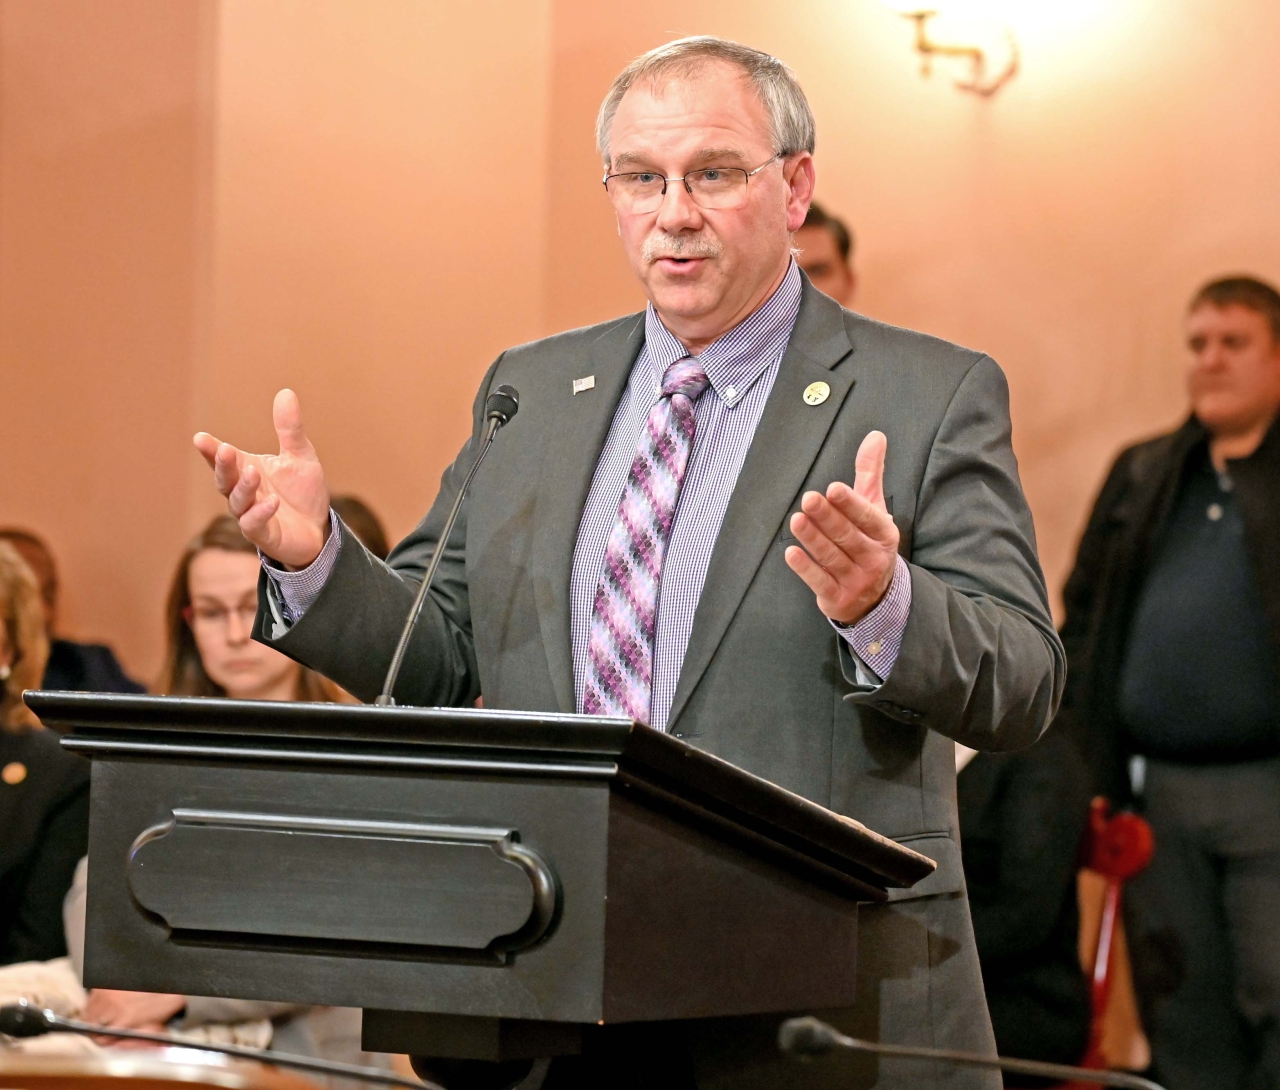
{"left": 596, "top": 36, "right": 816, "bottom": 166}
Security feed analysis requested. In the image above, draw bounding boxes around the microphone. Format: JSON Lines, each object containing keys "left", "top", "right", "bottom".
{"left": 375, "top": 384, "right": 519, "bottom": 706}
{"left": 0, "top": 1000, "right": 442, "bottom": 1090}
{"left": 778, "top": 1016, "right": 1167, "bottom": 1090}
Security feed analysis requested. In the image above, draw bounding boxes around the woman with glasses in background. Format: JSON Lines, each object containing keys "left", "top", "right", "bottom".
{"left": 159, "top": 513, "right": 345, "bottom": 702}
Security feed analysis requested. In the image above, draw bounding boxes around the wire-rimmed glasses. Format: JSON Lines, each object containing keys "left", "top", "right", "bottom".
{"left": 603, "top": 154, "right": 782, "bottom": 214}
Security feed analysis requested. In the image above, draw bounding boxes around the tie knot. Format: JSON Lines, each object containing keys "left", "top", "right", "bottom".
{"left": 661, "top": 359, "right": 710, "bottom": 401}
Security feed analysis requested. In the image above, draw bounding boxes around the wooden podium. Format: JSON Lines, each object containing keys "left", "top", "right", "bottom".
{"left": 28, "top": 692, "right": 933, "bottom": 1075}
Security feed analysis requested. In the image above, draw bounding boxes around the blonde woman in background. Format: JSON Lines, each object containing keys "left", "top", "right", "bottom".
{"left": 0, "top": 541, "right": 89, "bottom": 966}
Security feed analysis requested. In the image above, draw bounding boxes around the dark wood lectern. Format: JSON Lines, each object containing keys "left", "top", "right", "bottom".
{"left": 29, "top": 692, "right": 933, "bottom": 1068}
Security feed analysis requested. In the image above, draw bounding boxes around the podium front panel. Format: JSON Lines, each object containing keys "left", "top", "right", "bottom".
{"left": 86, "top": 756, "right": 612, "bottom": 1022}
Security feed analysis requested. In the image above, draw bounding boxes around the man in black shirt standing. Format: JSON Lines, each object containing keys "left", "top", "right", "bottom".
{"left": 1059, "top": 276, "right": 1280, "bottom": 1089}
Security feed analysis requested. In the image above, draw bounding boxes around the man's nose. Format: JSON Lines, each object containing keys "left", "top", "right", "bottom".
{"left": 655, "top": 179, "right": 703, "bottom": 233}
{"left": 1197, "top": 342, "right": 1229, "bottom": 370}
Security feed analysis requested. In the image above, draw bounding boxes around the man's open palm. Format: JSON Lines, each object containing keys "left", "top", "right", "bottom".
{"left": 784, "top": 429, "right": 900, "bottom": 626}
{"left": 193, "top": 389, "right": 331, "bottom": 569}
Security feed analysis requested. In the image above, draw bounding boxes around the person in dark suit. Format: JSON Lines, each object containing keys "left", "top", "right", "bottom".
{"left": 956, "top": 730, "right": 1092, "bottom": 1078}
{"left": 0, "top": 529, "right": 145, "bottom": 694}
{"left": 193, "top": 36, "right": 1064, "bottom": 1089}
{"left": 0, "top": 540, "right": 90, "bottom": 966}
{"left": 1058, "top": 276, "right": 1280, "bottom": 1089}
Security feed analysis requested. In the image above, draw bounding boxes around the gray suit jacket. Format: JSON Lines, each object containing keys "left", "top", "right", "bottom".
{"left": 259, "top": 279, "right": 1064, "bottom": 905}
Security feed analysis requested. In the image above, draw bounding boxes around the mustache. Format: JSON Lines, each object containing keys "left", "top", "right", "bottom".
{"left": 642, "top": 232, "right": 723, "bottom": 264}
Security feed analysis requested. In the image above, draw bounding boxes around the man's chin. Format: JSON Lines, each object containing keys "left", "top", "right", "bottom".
{"left": 645, "top": 276, "right": 721, "bottom": 320}
{"left": 1191, "top": 397, "right": 1249, "bottom": 432}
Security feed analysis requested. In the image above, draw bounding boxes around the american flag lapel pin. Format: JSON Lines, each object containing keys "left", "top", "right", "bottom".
{"left": 572, "top": 375, "right": 595, "bottom": 395}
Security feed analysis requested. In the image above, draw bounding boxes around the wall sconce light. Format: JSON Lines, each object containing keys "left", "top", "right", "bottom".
{"left": 880, "top": 3, "right": 1019, "bottom": 97}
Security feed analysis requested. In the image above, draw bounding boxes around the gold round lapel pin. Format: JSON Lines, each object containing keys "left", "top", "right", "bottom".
{"left": 802, "top": 381, "right": 831, "bottom": 406}
{"left": 2, "top": 761, "right": 27, "bottom": 785}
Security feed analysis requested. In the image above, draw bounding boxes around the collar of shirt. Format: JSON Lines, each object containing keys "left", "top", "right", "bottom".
{"left": 640, "top": 260, "right": 803, "bottom": 408}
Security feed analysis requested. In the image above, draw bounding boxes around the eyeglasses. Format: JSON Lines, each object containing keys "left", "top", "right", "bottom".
{"left": 183, "top": 602, "right": 258, "bottom": 630}
{"left": 603, "top": 154, "right": 783, "bottom": 215}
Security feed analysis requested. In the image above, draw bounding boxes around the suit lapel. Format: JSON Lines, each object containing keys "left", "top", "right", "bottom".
{"left": 531, "top": 313, "right": 646, "bottom": 713}
{"left": 665, "top": 285, "right": 856, "bottom": 730}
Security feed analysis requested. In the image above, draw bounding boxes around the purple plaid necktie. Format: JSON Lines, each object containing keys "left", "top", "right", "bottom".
{"left": 583, "top": 358, "right": 711, "bottom": 725}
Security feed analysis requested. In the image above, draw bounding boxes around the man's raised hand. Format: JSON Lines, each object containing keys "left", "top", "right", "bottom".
{"left": 784, "top": 429, "right": 900, "bottom": 626}
{"left": 193, "top": 389, "right": 331, "bottom": 570}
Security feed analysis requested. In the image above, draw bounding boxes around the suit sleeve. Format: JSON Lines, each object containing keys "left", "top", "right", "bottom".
{"left": 842, "top": 355, "right": 1065, "bottom": 750}
{"left": 253, "top": 356, "right": 504, "bottom": 705}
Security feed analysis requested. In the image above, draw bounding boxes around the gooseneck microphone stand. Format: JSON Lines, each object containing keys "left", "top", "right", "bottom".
{"left": 778, "top": 1016, "right": 1167, "bottom": 1090}
{"left": 374, "top": 384, "right": 519, "bottom": 707}
{"left": 0, "top": 1000, "right": 443, "bottom": 1090}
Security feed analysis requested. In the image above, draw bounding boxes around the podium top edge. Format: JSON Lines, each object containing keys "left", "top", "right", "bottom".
{"left": 25, "top": 690, "right": 936, "bottom": 890}
{"left": 25, "top": 690, "right": 635, "bottom": 750}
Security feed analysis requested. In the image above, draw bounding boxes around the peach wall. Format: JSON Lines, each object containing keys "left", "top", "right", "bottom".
{"left": 0, "top": 0, "right": 212, "bottom": 680}
{"left": 198, "top": 0, "right": 553, "bottom": 542}
{"left": 4, "top": 0, "right": 1279, "bottom": 681}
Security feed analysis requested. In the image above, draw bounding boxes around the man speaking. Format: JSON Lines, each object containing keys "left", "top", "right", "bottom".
{"left": 195, "top": 37, "right": 1063, "bottom": 1090}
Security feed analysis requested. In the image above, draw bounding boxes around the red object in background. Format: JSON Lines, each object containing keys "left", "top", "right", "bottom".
{"left": 1078, "top": 797, "right": 1155, "bottom": 1070}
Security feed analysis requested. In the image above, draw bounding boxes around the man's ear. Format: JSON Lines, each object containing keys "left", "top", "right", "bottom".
{"left": 784, "top": 153, "right": 816, "bottom": 233}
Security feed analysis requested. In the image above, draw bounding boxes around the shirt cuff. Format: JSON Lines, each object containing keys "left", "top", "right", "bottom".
{"left": 831, "top": 554, "right": 911, "bottom": 684}
{"left": 260, "top": 509, "right": 342, "bottom": 627}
